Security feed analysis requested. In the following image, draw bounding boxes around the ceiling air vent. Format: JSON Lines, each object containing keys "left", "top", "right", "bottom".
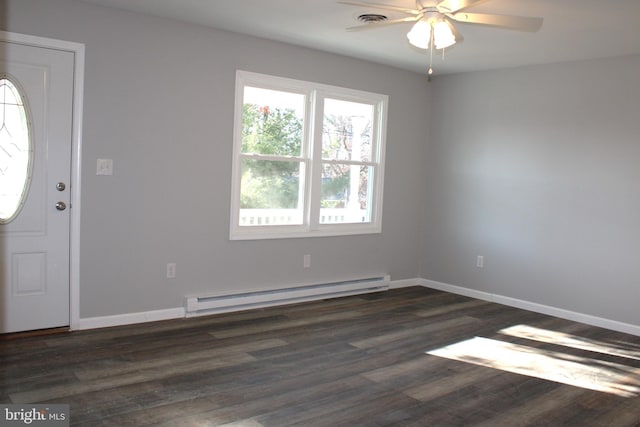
{"left": 357, "top": 14, "right": 388, "bottom": 23}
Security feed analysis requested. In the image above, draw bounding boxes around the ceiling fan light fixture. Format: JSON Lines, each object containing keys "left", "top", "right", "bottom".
{"left": 407, "top": 18, "right": 456, "bottom": 50}
{"left": 433, "top": 20, "right": 456, "bottom": 49}
{"left": 407, "top": 20, "right": 431, "bottom": 49}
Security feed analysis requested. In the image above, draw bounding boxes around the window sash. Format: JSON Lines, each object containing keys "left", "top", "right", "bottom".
{"left": 230, "top": 71, "right": 387, "bottom": 240}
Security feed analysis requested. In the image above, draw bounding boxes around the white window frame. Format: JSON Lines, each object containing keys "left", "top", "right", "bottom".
{"left": 230, "top": 70, "right": 388, "bottom": 240}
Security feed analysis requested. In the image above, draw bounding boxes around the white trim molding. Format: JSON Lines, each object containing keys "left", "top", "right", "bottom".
{"left": 389, "top": 278, "right": 422, "bottom": 289}
{"left": 417, "top": 278, "right": 640, "bottom": 337}
{"left": 77, "top": 307, "right": 186, "bottom": 330}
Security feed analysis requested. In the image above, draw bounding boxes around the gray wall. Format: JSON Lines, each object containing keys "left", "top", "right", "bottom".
{"left": 4, "top": 0, "right": 639, "bottom": 329}
{"left": 423, "top": 55, "right": 640, "bottom": 326}
{"left": 1, "top": 0, "right": 429, "bottom": 318}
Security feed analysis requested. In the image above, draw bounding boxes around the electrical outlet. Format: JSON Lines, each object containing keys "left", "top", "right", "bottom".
{"left": 166, "top": 262, "right": 176, "bottom": 278}
{"left": 303, "top": 254, "right": 311, "bottom": 268}
{"left": 96, "top": 158, "right": 113, "bottom": 175}
{"left": 476, "top": 256, "right": 484, "bottom": 268}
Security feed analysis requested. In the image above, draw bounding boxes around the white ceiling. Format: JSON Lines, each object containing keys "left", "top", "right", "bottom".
{"left": 79, "top": 0, "right": 640, "bottom": 75}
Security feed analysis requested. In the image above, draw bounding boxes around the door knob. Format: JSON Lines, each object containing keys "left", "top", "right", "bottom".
{"left": 56, "top": 182, "right": 66, "bottom": 191}
{"left": 55, "top": 201, "right": 67, "bottom": 211}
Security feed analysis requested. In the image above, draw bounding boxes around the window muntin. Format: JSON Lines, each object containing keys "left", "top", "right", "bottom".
{"left": 231, "top": 71, "right": 387, "bottom": 239}
{"left": 0, "top": 77, "right": 32, "bottom": 224}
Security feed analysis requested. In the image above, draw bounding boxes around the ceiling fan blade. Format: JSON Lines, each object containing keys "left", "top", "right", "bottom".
{"left": 346, "top": 15, "right": 421, "bottom": 31}
{"left": 338, "top": 1, "right": 420, "bottom": 15}
{"left": 450, "top": 12, "right": 543, "bottom": 32}
{"left": 437, "top": 0, "right": 488, "bottom": 13}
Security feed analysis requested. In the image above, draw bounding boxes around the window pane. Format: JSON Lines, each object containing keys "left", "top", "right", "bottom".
{"left": 239, "top": 158, "right": 303, "bottom": 226}
{"left": 320, "top": 163, "right": 372, "bottom": 224}
{"left": 322, "top": 99, "right": 373, "bottom": 162}
{"left": 0, "top": 78, "right": 31, "bottom": 223}
{"left": 242, "top": 87, "right": 304, "bottom": 156}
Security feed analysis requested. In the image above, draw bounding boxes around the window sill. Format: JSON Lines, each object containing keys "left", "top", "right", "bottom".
{"left": 229, "top": 224, "right": 382, "bottom": 241}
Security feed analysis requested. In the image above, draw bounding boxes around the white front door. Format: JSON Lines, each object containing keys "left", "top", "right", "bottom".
{"left": 0, "top": 40, "right": 75, "bottom": 333}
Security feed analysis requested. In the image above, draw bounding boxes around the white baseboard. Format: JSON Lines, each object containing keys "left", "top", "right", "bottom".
{"left": 418, "top": 278, "right": 640, "bottom": 337}
{"left": 389, "top": 278, "right": 423, "bottom": 289}
{"left": 73, "top": 278, "right": 640, "bottom": 337}
{"left": 75, "top": 307, "right": 185, "bottom": 330}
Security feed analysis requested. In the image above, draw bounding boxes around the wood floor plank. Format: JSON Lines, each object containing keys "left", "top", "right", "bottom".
{"left": 9, "top": 352, "right": 257, "bottom": 403}
{"left": 361, "top": 354, "right": 454, "bottom": 384}
{"left": 349, "top": 315, "right": 481, "bottom": 349}
{"left": 156, "top": 375, "right": 377, "bottom": 427}
{"left": 73, "top": 338, "right": 288, "bottom": 380}
{"left": 260, "top": 386, "right": 421, "bottom": 427}
{"left": 402, "top": 363, "right": 505, "bottom": 402}
{"left": 209, "top": 310, "right": 365, "bottom": 339}
{"left": 413, "top": 298, "right": 490, "bottom": 318}
{"left": 472, "top": 385, "right": 590, "bottom": 427}
{"left": 590, "top": 396, "right": 640, "bottom": 427}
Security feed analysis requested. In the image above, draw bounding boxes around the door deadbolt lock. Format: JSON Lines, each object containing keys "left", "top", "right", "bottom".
{"left": 55, "top": 201, "right": 67, "bottom": 211}
{"left": 56, "top": 182, "right": 66, "bottom": 191}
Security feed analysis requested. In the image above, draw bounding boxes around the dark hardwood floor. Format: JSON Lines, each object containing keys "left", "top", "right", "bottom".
{"left": 2, "top": 286, "right": 640, "bottom": 426}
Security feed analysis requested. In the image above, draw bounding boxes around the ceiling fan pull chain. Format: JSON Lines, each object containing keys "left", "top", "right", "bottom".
{"left": 428, "top": 22, "right": 434, "bottom": 77}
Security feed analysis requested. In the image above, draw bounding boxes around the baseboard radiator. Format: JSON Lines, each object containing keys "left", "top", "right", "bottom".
{"left": 185, "top": 275, "right": 390, "bottom": 317}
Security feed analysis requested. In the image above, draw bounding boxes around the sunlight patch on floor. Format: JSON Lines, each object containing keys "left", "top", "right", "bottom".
{"left": 427, "top": 336, "right": 640, "bottom": 397}
{"left": 499, "top": 325, "right": 640, "bottom": 361}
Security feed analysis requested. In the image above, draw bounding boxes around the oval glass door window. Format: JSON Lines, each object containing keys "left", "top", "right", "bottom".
{"left": 0, "top": 77, "right": 32, "bottom": 223}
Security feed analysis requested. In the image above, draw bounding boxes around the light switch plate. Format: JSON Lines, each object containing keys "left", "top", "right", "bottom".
{"left": 96, "top": 158, "right": 113, "bottom": 175}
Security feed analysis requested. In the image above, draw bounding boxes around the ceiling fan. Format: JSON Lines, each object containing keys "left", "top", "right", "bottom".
{"left": 339, "top": 0, "right": 543, "bottom": 77}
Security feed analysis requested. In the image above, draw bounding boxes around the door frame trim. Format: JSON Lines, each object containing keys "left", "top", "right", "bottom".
{"left": 1, "top": 31, "right": 85, "bottom": 331}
